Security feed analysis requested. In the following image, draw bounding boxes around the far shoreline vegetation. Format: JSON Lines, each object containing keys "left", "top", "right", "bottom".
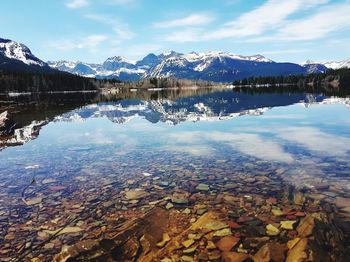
{"left": 232, "top": 68, "right": 350, "bottom": 88}
{"left": 0, "top": 67, "right": 350, "bottom": 94}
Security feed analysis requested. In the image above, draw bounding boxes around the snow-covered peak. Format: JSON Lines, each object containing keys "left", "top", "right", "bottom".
{"left": 301, "top": 59, "right": 317, "bottom": 66}
{"left": 0, "top": 38, "right": 46, "bottom": 66}
{"left": 323, "top": 58, "right": 350, "bottom": 69}
{"left": 47, "top": 60, "right": 80, "bottom": 69}
{"left": 159, "top": 50, "right": 183, "bottom": 59}
{"left": 181, "top": 51, "right": 273, "bottom": 63}
{"left": 247, "top": 54, "right": 273, "bottom": 63}
{"left": 104, "top": 56, "right": 135, "bottom": 65}
{"left": 301, "top": 58, "right": 350, "bottom": 69}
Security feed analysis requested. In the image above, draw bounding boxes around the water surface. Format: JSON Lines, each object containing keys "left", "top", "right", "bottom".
{"left": 1, "top": 89, "right": 350, "bottom": 260}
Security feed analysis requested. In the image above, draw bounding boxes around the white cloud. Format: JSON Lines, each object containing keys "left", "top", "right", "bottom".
{"left": 153, "top": 13, "right": 214, "bottom": 29}
{"left": 275, "top": 2, "right": 350, "bottom": 41}
{"left": 66, "top": 0, "right": 89, "bottom": 9}
{"left": 113, "top": 26, "right": 135, "bottom": 40}
{"left": 162, "top": 0, "right": 331, "bottom": 43}
{"left": 48, "top": 34, "right": 109, "bottom": 52}
{"left": 203, "top": 0, "right": 328, "bottom": 40}
{"left": 81, "top": 35, "right": 109, "bottom": 49}
{"left": 85, "top": 14, "right": 135, "bottom": 40}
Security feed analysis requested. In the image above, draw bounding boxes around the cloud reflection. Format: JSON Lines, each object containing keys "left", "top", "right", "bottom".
{"left": 164, "top": 131, "right": 294, "bottom": 163}
{"left": 277, "top": 126, "right": 350, "bottom": 156}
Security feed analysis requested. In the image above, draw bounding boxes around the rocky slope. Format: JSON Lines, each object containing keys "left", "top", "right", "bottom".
{"left": 48, "top": 51, "right": 323, "bottom": 82}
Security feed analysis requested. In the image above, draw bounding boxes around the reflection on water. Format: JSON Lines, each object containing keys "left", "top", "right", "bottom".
{"left": 1, "top": 89, "right": 350, "bottom": 188}
{"left": 0, "top": 88, "right": 350, "bottom": 260}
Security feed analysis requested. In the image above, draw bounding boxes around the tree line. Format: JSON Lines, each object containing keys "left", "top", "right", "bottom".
{"left": 0, "top": 70, "right": 122, "bottom": 93}
{"left": 232, "top": 68, "right": 350, "bottom": 88}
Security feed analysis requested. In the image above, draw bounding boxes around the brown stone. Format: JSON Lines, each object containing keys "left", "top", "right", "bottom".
{"left": 227, "top": 221, "right": 242, "bottom": 229}
{"left": 286, "top": 238, "right": 309, "bottom": 262}
{"left": 222, "top": 252, "right": 251, "bottom": 262}
{"left": 297, "top": 215, "right": 315, "bottom": 237}
{"left": 335, "top": 197, "right": 350, "bottom": 208}
{"left": 216, "top": 235, "right": 240, "bottom": 252}
{"left": 253, "top": 243, "right": 287, "bottom": 262}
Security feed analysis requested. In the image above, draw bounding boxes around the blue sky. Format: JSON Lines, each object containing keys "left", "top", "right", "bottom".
{"left": 1, "top": 0, "right": 350, "bottom": 63}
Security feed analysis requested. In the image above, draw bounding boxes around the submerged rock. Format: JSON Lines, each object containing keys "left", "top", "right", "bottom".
{"left": 215, "top": 235, "right": 240, "bottom": 252}
{"left": 125, "top": 189, "right": 149, "bottom": 200}
{"left": 196, "top": 183, "right": 210, "bottom": 191}
{"left": 254, "top": 243, "right": 287, "bottom": 262}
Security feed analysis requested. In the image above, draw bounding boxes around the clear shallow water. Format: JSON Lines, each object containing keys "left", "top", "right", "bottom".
{"left": 1, "top": 91, "right": 350, "bottom": 190}
{"left": 1, "top": 89, "right": 350, "bottom": 259}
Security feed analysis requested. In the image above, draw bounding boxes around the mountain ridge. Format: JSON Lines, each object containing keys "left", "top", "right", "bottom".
{"left": 47, "top": 50, "right": 307, "bottom": 82}
{"left": 1, "top": 37, "right": 349, "bottom": 83}
{"left": 48, "top": 50, "right": 350, "bottom": 82}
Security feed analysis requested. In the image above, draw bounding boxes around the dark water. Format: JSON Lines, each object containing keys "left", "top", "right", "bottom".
{"left": 0, "top": 88, "right": 350, "bottom": 259}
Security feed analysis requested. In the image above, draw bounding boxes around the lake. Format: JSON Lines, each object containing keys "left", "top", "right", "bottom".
{"left": 1, "top": 88, "right": 350, "bottom": 261}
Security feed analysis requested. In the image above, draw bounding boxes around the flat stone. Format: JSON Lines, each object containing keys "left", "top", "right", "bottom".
{"left": 196, "top": 183, "right": 210, "bottom": 191}
{"left": 335, "top": 197, "right": 350, "bottom": 208}
{"left": 183, "top": 208, "right": 191, "bottom": 214}
{"left": 183, "top": 245, "right": 197, "bottom": 254}
{"left": 287, "top": 237, "right": 301, "bottom": 250}
{"left": 208, "top": 251, "right": 221, "bottom": 260}
{"left": 222, "top": 252, "right": 251, "bottom": 262}
{"left": 181, "top": 255, "right": 194, "bottom": 262}
{"left": 156, "top": 233, "right": 171, "bottom": 248}
{"left": 286, "top": 238, "right": 309, "bottom": 262}
{"left": 272, "top": 209, "right": 284, "bottom": 216}
{"left": 207, "top": 241, "right": 216, "bottom": 250}
{"left": 227, "top": 221, "right": 242, "bottom": 229}
{"left": 215, "top": 235, "right": 240, "bottom": 252}
{"left": 280, "top": 220, "right": 297, "bottom": 230}
{"left": 196, "top": 208, "right": 207, "bottom": 215}
{"left": 266, "top": 224, "right": 280, "bottom": 236}
{"left": 42, "top": 178, "right": 56, "bottom": 184}
{"left": 171, "top": 192, "right": 189, "bottom": 204}
{"left": 297, "top": 215, "right": 315, "bottom": 237}
{"left": 254, "top": 243, "right": 287, "bottom": 262}
{"left": 213, "top": 228, "right": 232, "bottom": 237}
{"left": 24, "top": 197, "right": 43, "bottom": 206}
{"left": 165, "top": 203, "right": 174, "bottom": 209}
{"left": 182, "top": 239, "right": 195, "bottom": 248}
{"left": 125, "top": 190, "right": 149, "bottom": 200}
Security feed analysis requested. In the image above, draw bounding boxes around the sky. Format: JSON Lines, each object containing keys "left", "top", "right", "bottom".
{"left": 1, "top": 0, "right": 350, "bottom": 63}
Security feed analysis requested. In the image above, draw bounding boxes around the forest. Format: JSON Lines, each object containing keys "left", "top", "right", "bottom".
{"left": 232, "top": 68, "right": 350, "bottom": 89}
{"left": 0, "top": 70, "right": 121, "bottom": 93}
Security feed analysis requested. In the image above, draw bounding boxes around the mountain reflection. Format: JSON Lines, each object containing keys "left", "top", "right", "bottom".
{"left": 0, "top": 88, "right": 349, "bottom": 149}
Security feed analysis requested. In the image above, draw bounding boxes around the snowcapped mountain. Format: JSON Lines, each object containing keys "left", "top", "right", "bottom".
{"left": 49, "top": 50, "right": 321, "bottom": 82}
{"left": 301, "top": 58, "right": 350, "bottom": 70}
{"left": 0, "top": 37, "right": 348, "bottom": 83}
{"left": 300, "top": 60, "right": 328, "bottom": 74}
{"left": 322, "top": 59, "right": 350, "bottom": 70}
{"left": 0, "top": 38, "right": 46, "bottom": 67}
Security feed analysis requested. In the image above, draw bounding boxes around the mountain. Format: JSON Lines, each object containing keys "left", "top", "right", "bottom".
{"left": 300, "top": 60, "right": 328, "bottom": 74}
{"left": 49, "top": 51, "right": 323, "bottom": 83}
{"left": 1, "top": 37, "right": 347, "bottom": 83}
{"left": 0, "top": 38, "right": 51, "bottom": 72}
{"left": 301, "top": 59, "right": 350, "bottom": 70}
{"left": 322, "top": 59, "right": 350, "bottom": 70}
